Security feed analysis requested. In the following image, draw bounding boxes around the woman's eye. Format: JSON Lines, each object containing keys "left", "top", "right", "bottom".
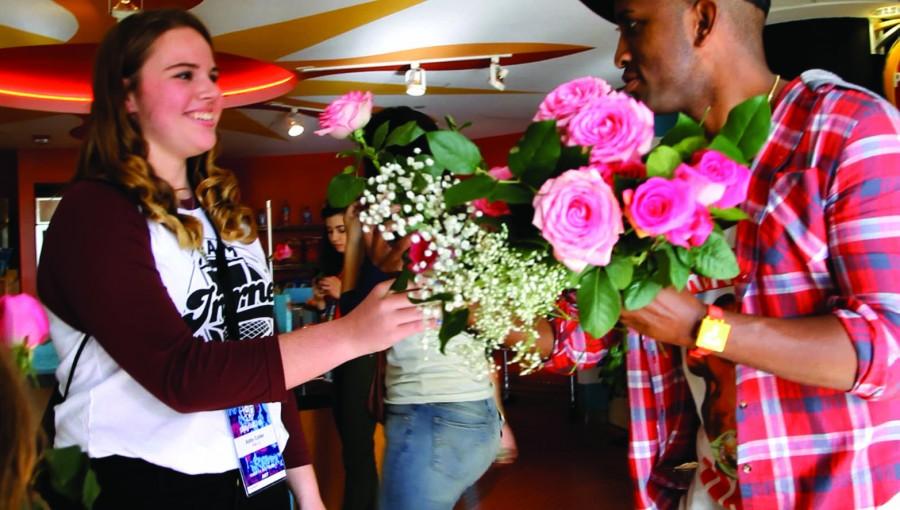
{"left": 209, "top": 72, "right": 219, "bottom": 83}
{"left": 175, "top": 71, "right": 193, "bottom": 80}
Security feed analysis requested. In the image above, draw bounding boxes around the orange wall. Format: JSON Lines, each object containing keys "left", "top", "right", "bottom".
{"left": 224, "top": 152, "right": 348, "bottom": 223}
{"left": 225, "top": 131, "right": 524, "bottom": 222}
{"left": 17, "top": 149, "right": 77, "bottom": 295}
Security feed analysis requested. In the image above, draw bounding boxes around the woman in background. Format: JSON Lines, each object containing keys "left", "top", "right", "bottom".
{"left": 37, "top": 10, "right": 424, "bottom": 510}
{"left": 308, "top": 206, "right": 346, "bottom": 321}
{"left": 343, "top": 107, "right": 521, "bottom": 510}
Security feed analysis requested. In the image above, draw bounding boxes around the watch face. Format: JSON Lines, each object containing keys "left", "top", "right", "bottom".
{"left": 696, "top": 318, "right": 730, "bottom": 352}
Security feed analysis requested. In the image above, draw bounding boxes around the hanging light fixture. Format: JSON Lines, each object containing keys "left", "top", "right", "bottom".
{"left": 488, "top": 56, "right": 509, "bottom": 91}
{"left": 405, "top": 63, "right": 427, "bottom": 96}
{"left": 287, "top": 108, "right": 304, "bottom": 137}
{"left": 109, "top": 0, "right": 142, "bottom": 21}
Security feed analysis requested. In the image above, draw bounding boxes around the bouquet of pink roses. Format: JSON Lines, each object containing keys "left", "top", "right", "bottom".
{"left": 318, "top": 77, "right": 770, "bottom": 369}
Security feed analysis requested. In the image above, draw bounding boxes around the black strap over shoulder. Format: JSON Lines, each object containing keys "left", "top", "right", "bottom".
{"left": 202, "top": 210, "right": 241, "bottom": 340}
{"left": 42, "top": 332, "right": 90, "bottom": 444}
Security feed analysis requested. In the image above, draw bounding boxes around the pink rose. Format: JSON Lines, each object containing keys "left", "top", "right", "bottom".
{"left": 534, "top": 77, "right": 612, "bottom": 128}
{"left": 314, "top": 91, "right": 373, "bottom": 139}
{"left": 677, "top": 150, "right": 751, "bottom": 208}
{"left": 473, "top": 166, "right": 514, "bottom": 217}
{"left": 563, "top": 91, "right": 655, "bottom": 165}
{"left": 533, "top": 167, "right": 624, "bottom": 272}
{"left": 623, "top": 177, "right": 696, "bottom": 237}
{"left": 407, "top": 234, "right": 437, "bottom": 274}
{"left": 0, "top": 293, "right": 49, "bottom": 349}
{"left": 665, "top": 204, "right": 713, "bottom": 248}
{"left": 273, "top": 243, "right": 293, "bottom": 262}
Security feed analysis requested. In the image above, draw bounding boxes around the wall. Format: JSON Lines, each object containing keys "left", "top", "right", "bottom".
{"left": 224, "top": 152, "right": 347, "bottom": 223}
{"left": 765, "top": 18, "right": 888, "bottom": 94}
{"left": 17, "top": 149, "right": 77, "bottom": 295}
{"left": 225, "top": 131, "right": 525, "bottom": 222}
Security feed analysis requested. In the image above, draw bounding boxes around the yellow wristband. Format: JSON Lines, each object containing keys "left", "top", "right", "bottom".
{"left": 693, "top": 305, "right": 730, "bottom": 354}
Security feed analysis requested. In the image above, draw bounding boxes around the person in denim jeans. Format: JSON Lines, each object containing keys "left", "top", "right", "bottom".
{"left": 339, "top": 107, "right": 510, "bottom": 509}
{"left": 377, "top": 331, "right": 501, "bottom": 510}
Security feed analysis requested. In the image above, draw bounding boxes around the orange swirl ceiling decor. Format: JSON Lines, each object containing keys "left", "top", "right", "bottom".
{"left": 0, "top": 44, "right": 296, "bottom": 113}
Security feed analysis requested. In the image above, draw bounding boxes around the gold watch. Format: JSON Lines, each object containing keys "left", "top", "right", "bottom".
{"left": 690, "top": 304, "right": 730, "bottom": 357}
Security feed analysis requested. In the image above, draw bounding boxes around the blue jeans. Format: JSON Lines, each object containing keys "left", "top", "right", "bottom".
{"left": 379, "top": 399, "right": 500, "bottom": 510}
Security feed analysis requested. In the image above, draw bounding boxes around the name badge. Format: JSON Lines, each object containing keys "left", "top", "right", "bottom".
{"left": 226, "top": 404, "right": 286, "bottom": 496}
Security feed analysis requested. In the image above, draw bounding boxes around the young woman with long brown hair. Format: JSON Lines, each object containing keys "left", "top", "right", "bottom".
{"left": 37, "top": 9, "right": 425, "bottom": 509}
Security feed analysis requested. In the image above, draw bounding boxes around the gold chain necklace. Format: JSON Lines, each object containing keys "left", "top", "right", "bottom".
{"left": 767, "top": 74, "right": 781, "bottom": 104}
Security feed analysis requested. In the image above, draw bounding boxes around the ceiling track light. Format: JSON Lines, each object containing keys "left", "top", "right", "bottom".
{"left": 109, "top": 0, "right": 141, "bottom": 21}
{"left": 287, "top": 107, "right": 304, "bottom": 137}
{"left": 405, "top": 62, "right": 427, "bottom": 96}
{"left": 489, "top": 56, "right": 509, "bottom": 91}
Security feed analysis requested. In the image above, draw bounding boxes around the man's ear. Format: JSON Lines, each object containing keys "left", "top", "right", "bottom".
{"left": 692, "top": 0, "right": 719, "bottom": 47}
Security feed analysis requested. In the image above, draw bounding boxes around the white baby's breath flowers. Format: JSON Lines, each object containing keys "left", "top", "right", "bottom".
{"left": 357, "top": 157, "right": 569, "bottom": 375}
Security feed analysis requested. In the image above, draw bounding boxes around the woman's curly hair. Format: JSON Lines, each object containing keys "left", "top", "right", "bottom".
{"left": 77, "top": 9, "right": 255, "bottom": 249}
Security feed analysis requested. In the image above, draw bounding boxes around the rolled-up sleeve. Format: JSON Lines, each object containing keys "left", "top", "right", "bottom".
{"left": 826, "top": 102, "right": 900, "bottom": 400}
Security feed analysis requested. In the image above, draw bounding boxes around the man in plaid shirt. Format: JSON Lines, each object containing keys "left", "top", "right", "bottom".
{"left": 567, "top": 0, "right": 900, "bottom": 508}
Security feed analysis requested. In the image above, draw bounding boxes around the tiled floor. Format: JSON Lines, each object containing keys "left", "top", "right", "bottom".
{"left": 454, "top": 373, "right": 634, "bottom": 510}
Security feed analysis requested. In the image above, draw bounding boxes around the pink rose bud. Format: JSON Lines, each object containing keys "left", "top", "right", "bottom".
{"left": 533, "top": 167, "right": 624, "bottom": 272}
{"left": 473, "top": 166, "right": 514, "bottom": 217}
{"left": 563, "top": 91, "right": 655, "bottom": 165}
{"left": 665, "top": 204, "right": 714, "bottom": 248}
{"left": 624, "top": 177, "right": 696, "bottom": 238}
{"left": 314, "top": 91, "right": 373, "bottom": 139}
{"left": 534, "top": 77, "right": 612, "bottom": 128}
{"left": 678, "top": 150, "right": 752, "bottom": 208}
{"left": 0, "top": 293, "right": 49, "bottom": 349}
{"left": 273, "top": 243, "right": 293, "bottom": 261}
{"left": 407, "top": 234, "right": 437, "bottom": 274}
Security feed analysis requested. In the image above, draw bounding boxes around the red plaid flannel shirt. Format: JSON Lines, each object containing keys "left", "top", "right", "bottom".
{"left": 553, "top": 71, "right": 900, "bottom": 509}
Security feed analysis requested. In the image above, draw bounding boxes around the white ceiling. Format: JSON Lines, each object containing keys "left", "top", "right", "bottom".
{"left": 0, "top": 0, "right": 894, "bottom": 157}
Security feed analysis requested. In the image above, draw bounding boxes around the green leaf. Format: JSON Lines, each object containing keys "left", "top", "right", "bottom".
{"left": 45, "top": 445, "right": 95, "bottom": 505}
{"left": 672, "top": 135, "right": 708, "bottom": 161}
{"left": 341, "top": 165, "right": 356, "bottom": 175}
{"left": 444, "top": 174, "right": 497, "bottom": 207}
{"left": 577, "top": 266, "right": 621, "bottom": 338}
{"left": 708, "top": 135, "right": 747, "bottom": 165}
{"left": 605, "top": 255, "right": 634, "bottom": 290}
{"left": 336, "top": 149, "right": 360, "bottom": 159}
{"left": 426, "top": 130, "right": 483, "bottom": 175}
{"left": 327, "top": 173, "right": 365, "bottom": 208}
{"left": 675, "top": 246, "right": 693, "bottom": 267}
{"left": 660, "top": 245, "right": 690, "bottom": 290}
{"left": 557, "top": 144, "right": 590, "bottom": 172}
{"left": 489, "top": 182, "right": 533, "bottom": 204}
{"left": 508, "top": 120, "right": 561, "bottom": 187}
{"left": 660, "top": 113, "right": 705, "bottom": 146}
{"left": 693, "top": 231, "right": 740, "bottom": 279}
{"left": 390, "top": 268, "right": 413, "bottom": 292}
{"left": 82, "top": 467, "right": 101, "bottom": 509}
{"left": 719, "top": 94, "right": 771, "bottom": 162}
{"left": 385, "top": 120, "right": 426, "bottom": 148}
{"left": 646, "top": 145, "right": 682, "bottom": 178}
{"left": 439, "top": 307, "right": 469, "bottom": 353}
{"left": 623, "top": 278, "right": 662, "bottom": 310}
{"left": 372, "top": 120, "right": 390, "bottom": 150}
{"left": 709, "top": 207, "right": 750, "bottom": 222}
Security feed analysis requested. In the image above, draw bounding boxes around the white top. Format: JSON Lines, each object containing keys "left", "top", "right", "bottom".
{"left": 384, "top": 330, "right": 494, "bottom": 405}
{"left": 48, "top": 208, "right": 288, "bottom": 475}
